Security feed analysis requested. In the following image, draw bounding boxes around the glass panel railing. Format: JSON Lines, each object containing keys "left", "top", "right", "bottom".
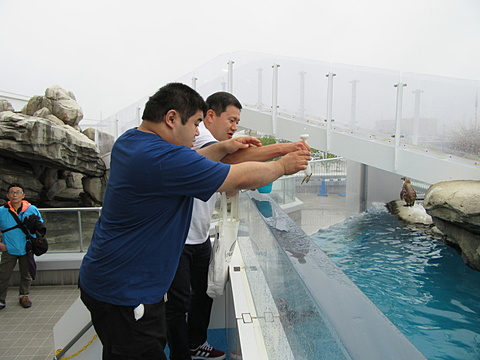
{"left": 237, "top": 191, "right": 426, "bottom": 359}
{"left": 238, "top": 191, "right": 350, "bottom": 359}
{"left": 86, "top": 50, "right": 480, "bottom": 165}
{"left": 39, "top": 207, "right": 101, "bottom": 252}
{"left": 400, "top": 72, "right": 479, "bottom": 159}
{"left": 330, "top": 63, "right": 401, "bottom": 138}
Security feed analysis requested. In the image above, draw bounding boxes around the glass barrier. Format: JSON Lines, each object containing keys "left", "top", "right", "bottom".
{"left": 39, "top": 207, "right": 101, "bottom": 252}
{"left": 400, "top": 73, "right": 479, "bottom": 159}
{"left": 86, "top": 50, "right": 480, "bottom": 164}
{"left": 329, "top": 63, "right": 401, "bottom": 137}
{"left": 237, "top": 191, "right": 351, "bottom": 359}
{"left": 237, "top": 190, "right": 426, "bottom": 359}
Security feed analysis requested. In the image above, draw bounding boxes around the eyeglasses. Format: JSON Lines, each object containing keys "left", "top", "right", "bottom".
{"left": 8, "top": 191, "right": 24, "bottom": 195}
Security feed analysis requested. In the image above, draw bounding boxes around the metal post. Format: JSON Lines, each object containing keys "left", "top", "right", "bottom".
{"left": 191, "top": 76, "right": 198, "bottom": 90}
{"left": 115, "top": 115, "right": 119, "bottom": 139}
{"left": 77, "top": 211, "right": 84, "bottom": 252}
{"left": 394, "top": 82, "right": 407, "bottom": 172}
{"left": 412, "top": 89, "right": 423, "bottom": 146}
{"left": 359, "top": 164, "right": 368, "bottom": 212}
{"left": 272, "top": 63, "right": 280, "bottom": 137}
{"left": 257, "top": 68, "right": 263, "bottom": 109}
{"left": 227, "top": 60, "right": 234, "bottom": 93}
{"left": 299, "top": 71, "right": 306, "bottom": 121}
{"left": 475, "top": 89, "right": 478, "bottom": 130}
{"left": 350, "top": 79, "right": 359, "bottom": 131}
{"left": 326, "top": 72, "right": 336, "bottom": 151}
{"left": 136, "top": 106, "right": 141, "bottom": 126}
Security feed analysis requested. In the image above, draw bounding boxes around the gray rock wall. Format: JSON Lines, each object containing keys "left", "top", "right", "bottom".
{"left": 423, "top": 180, "right": 480, "bottom": 271}
{"left": 0, "top": 85, "right": 108, "bottom": 207}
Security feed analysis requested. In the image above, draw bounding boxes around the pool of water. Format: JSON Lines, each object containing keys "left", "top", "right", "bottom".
{"left": 310, "top": 205, "right": 480, "bottom": 360}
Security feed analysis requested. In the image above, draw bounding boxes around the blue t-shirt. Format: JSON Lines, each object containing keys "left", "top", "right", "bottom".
{"left": 79, "top": 128, "right": 230, "bottom": 306}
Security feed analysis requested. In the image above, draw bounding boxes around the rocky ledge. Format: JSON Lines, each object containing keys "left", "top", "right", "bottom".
{"left": 423, "top": 180, "right": 480, "bottom": 271}
{"left": 388, "top": 180, "right": 480, "bottom": 271}
{"left": 0, "top": 85, "right": 114, "bottom": 207}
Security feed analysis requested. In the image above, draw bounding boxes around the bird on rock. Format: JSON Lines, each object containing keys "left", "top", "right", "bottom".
{"left": 400, "top": 177, "right": 416, "bottom": 207}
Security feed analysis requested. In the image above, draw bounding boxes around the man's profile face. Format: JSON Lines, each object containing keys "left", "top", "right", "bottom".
{"left": 177, "top": 110, "right": 203, "bottom": 147}
{"left": 208, "top": 105, "right": 241, "bottom": 141}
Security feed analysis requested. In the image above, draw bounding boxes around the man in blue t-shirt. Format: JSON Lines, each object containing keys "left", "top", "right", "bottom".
{"left": 79, "top": 82, "right": 311, "bottom": 360}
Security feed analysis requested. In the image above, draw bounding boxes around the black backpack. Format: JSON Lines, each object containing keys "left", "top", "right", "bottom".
{"left": 2, "top": 205, "right": 48, "bottom": 256}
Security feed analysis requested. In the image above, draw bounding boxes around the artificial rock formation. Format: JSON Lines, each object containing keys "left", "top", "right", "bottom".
{"left": 0, "top": 85, "right": 108, "bottom": 207}
{"left": 423, "top": 180, "right": 480, "bottom": 271}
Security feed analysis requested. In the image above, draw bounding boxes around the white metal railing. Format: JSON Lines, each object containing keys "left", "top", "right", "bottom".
{"left": 39, "top": 207, "right": 101, "bottom": 252}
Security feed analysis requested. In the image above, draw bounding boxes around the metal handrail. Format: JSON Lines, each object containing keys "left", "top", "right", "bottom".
{"left": 39, "top": 207, "right": 102, "bottom": 253}
{"left": 53, "top": 321, "right": 94, "bottom": 360}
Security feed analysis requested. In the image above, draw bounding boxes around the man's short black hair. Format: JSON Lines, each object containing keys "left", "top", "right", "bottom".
{"left": 205, "top": 92, "right": 242, "bottom": 116}
{"left": 8, "top": 183, "right": 25, "bottom": 192}
{"left": 142, "top": 83, "right": 207, "bottom": 125}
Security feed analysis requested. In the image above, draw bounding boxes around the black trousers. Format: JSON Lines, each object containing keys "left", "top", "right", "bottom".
{"left": 165, "top": 239, "right": 213, "bottom": 360}
{"left": 80, "top": 286, "right": 167, "bottom": 360}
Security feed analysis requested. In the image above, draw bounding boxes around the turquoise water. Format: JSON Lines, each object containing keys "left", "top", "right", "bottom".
{"left": 311, "top": 206, "right": 480, "bottom": 360}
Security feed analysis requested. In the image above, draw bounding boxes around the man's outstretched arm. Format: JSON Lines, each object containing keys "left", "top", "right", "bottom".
{"left": 221, "top": 141, "right": 310, "bottom": 164}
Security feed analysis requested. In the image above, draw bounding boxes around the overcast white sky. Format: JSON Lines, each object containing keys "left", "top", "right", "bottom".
{"left": 1, "top": 0, "right": 479, "bottom": 121}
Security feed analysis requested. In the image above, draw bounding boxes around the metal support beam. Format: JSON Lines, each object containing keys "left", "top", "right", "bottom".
{"left": 412, "top": 89, "right": 423, "bottom": 146}
{"left": 326, "top": 72, "right": 336, "bottom": 151}
{"left": 256, "top": 68, "right": 263, "bottom": 109}
{"left": 394, "top": 82, "right": 407, "bottom": 172}
{"left": 228, "top": 60, "right": 234, "bottom": 93}
{"left": 272, "top": 64, "right": 280, "bottom": 137}
{"left": 299, "top": 71, "right": 306, "bottom": 121}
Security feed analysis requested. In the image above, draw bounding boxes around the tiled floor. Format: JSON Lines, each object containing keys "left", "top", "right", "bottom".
{"left": 0, "top": 285, "right": 79, "bottom": 360}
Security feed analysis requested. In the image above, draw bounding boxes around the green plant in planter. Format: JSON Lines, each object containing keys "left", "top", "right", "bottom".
{"left": 258, "top": 135, "right": 277, "bottom": 146}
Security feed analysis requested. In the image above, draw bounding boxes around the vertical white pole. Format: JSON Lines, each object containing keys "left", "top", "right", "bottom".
{"left": 115, "top": 115, "right": 119, "bottom": 139}
{"left": 227, "top": 60, "right": 234, "bottom": 93}
{"left": 257, "top": 68, "right": 263, "bottom": 109}
{"left": 350, "top": 79, "right": 359, "bottom": 131}
{"left": 412, "top": 89, "right": 423, "bottom": 146}
{"left": 394, "top": 82, "right": 407, "bottom": 172}
{"left": 475, "top": 89, "right": 478, "bottom": 130}
{"left": 326, "top": 72, "right": 336, "bottom": 151}
{"left": 272, "top": 63, "right": 280, "bottom": 137}
{"left": 191, "top": 77, "right": 197, "bottom": 90}
{"left": 299, "top": 71, "right": 306, "bottom": 121}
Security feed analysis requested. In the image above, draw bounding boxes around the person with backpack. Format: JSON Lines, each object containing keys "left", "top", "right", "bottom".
{"left": 0, "top": 183, "right": 44, "bottom": 310}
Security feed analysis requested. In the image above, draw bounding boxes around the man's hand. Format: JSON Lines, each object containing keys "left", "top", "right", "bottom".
{"left": 222, "top": 136, "right": 262, "bottom": 154}
{"left": 0, "top": 243, "right": 6, "bottom": 252}
{"left": 283, "top": 141, "right": 311, "bottom": 154}
{"left": 277, "top": 150, "right": 311, "bottom": 175}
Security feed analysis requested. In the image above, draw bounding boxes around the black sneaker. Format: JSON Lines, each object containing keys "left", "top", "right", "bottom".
{"left": 0, "top": 302, "right": 5, "bottom": 310}
{"left": 190, "top": 341, "right": 226, "bottom": 359}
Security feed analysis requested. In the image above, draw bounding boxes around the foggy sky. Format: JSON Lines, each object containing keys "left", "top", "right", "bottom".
{"left": 1, "top": 0, "right": 479, "bottom": 121}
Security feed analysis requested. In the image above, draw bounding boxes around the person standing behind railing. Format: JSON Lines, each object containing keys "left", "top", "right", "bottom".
{"left": 78, "top": 83, "right": 311, "bottom": 360}
{"left": 166, "top": 91, "right": 310, "bottom": 360}
{"left": 0, "top": 183, "right": 44, "bottom": 310}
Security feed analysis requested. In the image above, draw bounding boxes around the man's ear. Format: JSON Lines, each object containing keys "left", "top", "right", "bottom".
{"left": 204, "top": 109, "right": 216, "bottom": 125}
{"left": 164, "top": 109, "right": 177, "bottom": 129}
